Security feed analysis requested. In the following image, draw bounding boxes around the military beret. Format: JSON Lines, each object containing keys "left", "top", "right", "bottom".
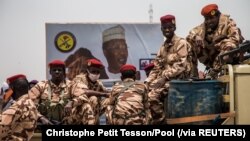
{"left": 160, "top": 14, "right": 175, "bottom": 24}
{"left": 201, "top": 4, "right": 218, "bottom": 16}
{"left": 7, "top": 74, "right": 26, "bottom": 85}
{"left": 48, "top": 59, "right": 65, "bottom": 68}
{"left": 144, "top": 63, "right": 154, "bottom": 71}
{"left": 120, "top": 64, "right": 136, "bottom": 73}
{"left": 87, "top": 59, "right": 104, "bottom": 68}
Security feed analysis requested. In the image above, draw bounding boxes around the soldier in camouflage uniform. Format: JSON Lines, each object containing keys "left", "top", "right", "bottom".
{"left": 0, "top": 74, "right": 38, "bottom": 141}
{"left": 106, "top": 64, "right": 151, "bottom": 125}
{"left": 145, "top": 14, "right": 192, "bottom": 124}
{"left": 186, "top": 4, "right": 244, "bottom": 79}
{"left": 29, "top": 60, "right": 94, "bottom": 125}
{"left": 69, "top": 59, "right": 109, "bottom": 125}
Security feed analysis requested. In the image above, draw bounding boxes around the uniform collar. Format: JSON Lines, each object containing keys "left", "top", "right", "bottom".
{"left": 123, "top": 78, "right": 135, "bottom": 82}
{"left": 164, "top": 34, "right": 177, "bottom": 47}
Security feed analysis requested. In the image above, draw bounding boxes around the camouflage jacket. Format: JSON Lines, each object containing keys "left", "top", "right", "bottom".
{"left": 186, "top": 14, "right": 244, "bottom": 68}
{"left": 71, "top": 73, "right": 107, "bottom": 106}
{"left": 146, "top": 34, "right": 192, "bottom": 83}
{"left": 0, "top": 94, "right": 38, "bottom": 141}
{"left": 107, "top": 78, "right": 151, "bottom": 124}
{"left": 28, "top": 80, "right": 72, "bottom": 121}
{"left": 71, "top": 73, "right": 108, "bottom": 124}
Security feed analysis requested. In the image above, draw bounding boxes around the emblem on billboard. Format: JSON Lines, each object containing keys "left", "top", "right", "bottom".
{"left": 54, "top": 31, "right": 76, "bottom": 52}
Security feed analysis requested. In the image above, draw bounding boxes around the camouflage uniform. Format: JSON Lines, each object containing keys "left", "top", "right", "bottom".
{"left": 62, "top": 79, "right": 95, "bottom": 125}
{"left": 71, "top": 73, "right": 109, "bottom": 124}
{"left": 28, "top": 80, "right": 72, "bottom": 122}
{"left": 145, "top": 35, "right": 192, "bottom": 124}
{"left": 0, "top": 94, "right": 38, "bottom": 141}
{"left": 186, "top": 14, "right": 244, "bottom": 76}
{"left": 106, "top": 78, "right": 151, "bottom": 125}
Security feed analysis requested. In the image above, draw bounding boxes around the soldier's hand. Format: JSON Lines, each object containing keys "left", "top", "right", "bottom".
{"left": 144, "top": 81, "right": 150, "bottom": 88}
{"left": 39, "top": 116, "right": 53, "bottom": 125}
{"left": 102, "top": 93, "right": 110, "bottom": 98}
{"left": 214, "top": 35, "right": 227, "bottom": 43}
{"left": 195, "top": 35, "right": 204, "bottom": 47}
{"left": 64, "top": 101, "right": 73, "bottom": 116}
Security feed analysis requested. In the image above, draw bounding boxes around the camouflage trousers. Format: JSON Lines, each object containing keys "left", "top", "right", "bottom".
{"left": 89, "top": 96, "right": 110, "bottom": 125}
{"left": 89, "top": 96, "right": 101, "bottom": 125}
{"left": 105, "top": 106, "right": 147, "bottom": 125}
{"left": 148, "top": 83, "right": 169, "bottom": 125}
{"left": 62, "top": 103, "right": 95, "bottom": 125}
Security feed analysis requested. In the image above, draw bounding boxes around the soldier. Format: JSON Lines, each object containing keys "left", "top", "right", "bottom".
{"left": 29, "top": 59, "right": 73, "bottom": 125}
{"left": 145, "top": 14, "right": 192, "bottom": 124}
{"left": 186, "top": 4, "right": 244, "bottom": 79}
{"left": 144, "top": 63, "right": 154, "bottom": 77}
{"left": 106, "top": 64, "right": 151, "bottom": 125}
{"left": 70, "top": 59, "right": 109, "bottom": 124}
{"left": 0, "top": 74, "right": 38, "bottom": 141}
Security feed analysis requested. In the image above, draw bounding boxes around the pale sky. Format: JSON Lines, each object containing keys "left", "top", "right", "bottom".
{"left": 0, "top": 0, "right": 249, "bottom": 82}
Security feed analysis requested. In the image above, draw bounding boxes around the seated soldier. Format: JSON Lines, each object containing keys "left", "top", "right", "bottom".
{"left": 186, "top": 4, "right": 244, "bottom": 79}
{"left": 0, "top": 74, "right": 38, "bottom": 141}
{"left": 106, "top": 64, "right": 151, "bottom": 125}
{"left": 29, "top": 60, "right": 73, "bottom": 125}
{"left": 145, "top": 14, "right": 192, "bottom": 124}
{"left": 68, "top": 59, "right": 110, "bottom": 125}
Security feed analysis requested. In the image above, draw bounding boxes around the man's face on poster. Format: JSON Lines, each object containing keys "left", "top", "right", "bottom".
{"left": 103, "top": 39, "right": 128, "bottom": 74}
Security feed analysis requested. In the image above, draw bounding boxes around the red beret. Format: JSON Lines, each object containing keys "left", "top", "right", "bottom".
{"left": 160, "top": 14, "right": 175, "bottom": 24}
{"left": 144, "top": 63, "right": 154, "bottom": 71}
{"left": 120, "top": 64, "right": 136, "bottom": 73}
{"left": 201, "top": 4, "right": 218, "bottom": 16}
{"left": 7, "top": 74, "right": 26, "bottom": 84}
{"left": 87, "top": 59, "right": 104, "bottom": 68}
{"left": 48, "top": 59, "right": 65, "bottom": 68}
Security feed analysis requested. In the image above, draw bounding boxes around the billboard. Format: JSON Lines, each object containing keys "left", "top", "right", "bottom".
{"left": 46, "top": 23, "right": 163, "bottom": 80}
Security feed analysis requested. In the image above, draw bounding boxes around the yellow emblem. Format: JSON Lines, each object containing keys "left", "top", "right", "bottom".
{"left": 210, "top": 10, "right": 216, "bottom": 16}
{"left": 55, "top": 31, "right": 76, "bottom": 52}
{"left": 172, "top": 19, "right": 175, "bottom": 24}
{"left": 88, "top": 61, "right": 91, "bottom": 66}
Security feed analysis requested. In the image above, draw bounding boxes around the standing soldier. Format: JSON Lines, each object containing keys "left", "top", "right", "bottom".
{"left": 0, "top": 74, "right": 38, "bottom": 141}
{"left": 29, "top": 60, "right": 73, "bottom": 125}
{"left": 186, "top": 4, "right": 244, "bottom": 79}
{"left": 106, "top": 64, "right": 151, "bottom": 125}
{"left": 145, "top": 14, "right": 192, "bottom": 124}
{"left": 70, "top": 59, "right": 109, "bottom": 124}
